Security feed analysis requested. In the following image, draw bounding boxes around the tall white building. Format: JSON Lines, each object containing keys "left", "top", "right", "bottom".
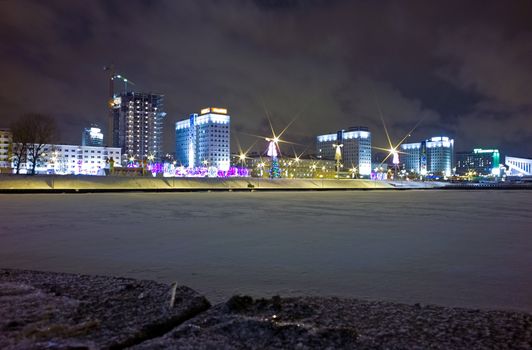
{"left": 0, "top": 128, "right": 12, "bottom": 170}
{"left": 175, "top": 108, "right": 230, "bottom": 171}
{"left": 400, "top": 136, "right": 454, "bottom": 176}
{"left": 15, "top": 144, "right": 121, "bottom": 175}
{"left": 316, "top": 127, "right": 372, "bottom": 176}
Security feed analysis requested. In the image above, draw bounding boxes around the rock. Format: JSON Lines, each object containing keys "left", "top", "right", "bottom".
{"left": 0, "top": 269, "right": 210, "bottom": 349}
{"left": 2, "top": 269, "right": 531, "bottom": 349}
{"left": 133, "top": 295, "right": 532, "bottom": 350}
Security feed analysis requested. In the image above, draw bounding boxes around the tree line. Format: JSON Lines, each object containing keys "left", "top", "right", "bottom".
{"left": 10, "top": 113, "right": 58, "bottom": 175}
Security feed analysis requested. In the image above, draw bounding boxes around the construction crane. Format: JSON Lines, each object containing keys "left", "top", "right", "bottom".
{"left": 103, "top": 65, "right": 135, "bottom": 147}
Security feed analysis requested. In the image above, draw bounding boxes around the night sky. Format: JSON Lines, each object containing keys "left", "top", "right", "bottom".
{"left": 1, "top": 0, "right": 531, "bottom": 157}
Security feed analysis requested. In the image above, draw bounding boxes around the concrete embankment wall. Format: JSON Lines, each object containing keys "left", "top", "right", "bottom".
{"left": 0, "top": 175, "right": 405, "bottom": 192}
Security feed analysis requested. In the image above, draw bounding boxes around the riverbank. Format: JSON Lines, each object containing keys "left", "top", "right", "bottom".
{"left": 0, "top": 175, "right": 451, "bottom": 193}
{"left": 1, "top": 269, "right": 530, "bottom": 349}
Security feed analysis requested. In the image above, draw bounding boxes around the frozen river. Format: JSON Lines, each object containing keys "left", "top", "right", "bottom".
{"left": 0, "top": 190, "right": 531, "bottom": 312}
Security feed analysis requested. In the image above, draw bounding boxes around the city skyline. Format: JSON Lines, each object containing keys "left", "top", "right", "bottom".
{"left": 1, "top": 1, "right": 531, "bottom": 158}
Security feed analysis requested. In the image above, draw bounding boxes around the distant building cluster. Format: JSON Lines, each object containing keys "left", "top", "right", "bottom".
{"left": 1, "top": 83, "right": 530, "bottom": 179}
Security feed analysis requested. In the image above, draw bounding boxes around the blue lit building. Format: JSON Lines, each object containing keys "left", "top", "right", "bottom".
{"left": 175, "top": 108, "right": 230, "bottom": 171}
{"left": 400, "top": 136, "right": 454, "bottom": 176}
{"left": 316, "top": 126, "right": 372, "bottom": 176}
{"left": 82, "top": 125, "right": 104, "bottom": 147}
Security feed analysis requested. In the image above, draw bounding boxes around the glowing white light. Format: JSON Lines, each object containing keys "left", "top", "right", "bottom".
{"left": 359, "top": 163, "right": 372, "bottom": 176}
{"left": 392, "top": 149, "right": 400, "bottom": 165}
{"left": 196, "top": 114, "right": 230, "bottom": 125}
{"left": 89, "top": 127, "right": 103, "bottom": 140}
{"left": 343, "top": 131, "right": 370, "bottom": 139}
{"left": 267, "top": 141, "right": 278, "bottom": 157}
{"left": 188, "top": 141, "right": 195, "bottom": 168}
{"left": 317, "top": 134, "right": 337, "bottom": 142}
{"left": 176, "top": 120, "right": 191, "bottom": 130}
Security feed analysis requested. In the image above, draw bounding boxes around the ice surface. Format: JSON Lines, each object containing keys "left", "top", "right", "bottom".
{"left": 0, "top": 190, "right": 531, "bottom": 312}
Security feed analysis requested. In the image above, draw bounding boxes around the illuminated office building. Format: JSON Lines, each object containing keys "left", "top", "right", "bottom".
{"left": 175, "top": 107, "right": 230, "bottom": 171}
{"left": 112, "top": 92, "right": 165, "bottom": 162}
{"left": 456, "top": 148, "right": 500, "bottom": 176}
{"left": 316, "top": 126, "right": 372, "bottom": 176}
{"left": 400, "top": 136, "right": 454, "bottom": 176}
{"left": 82, "top": 125, "right": 104, "bottom": 147}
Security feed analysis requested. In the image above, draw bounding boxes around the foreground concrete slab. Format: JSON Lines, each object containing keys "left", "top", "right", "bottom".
{"left": 134, "top": 295, "right": 532, "bottom": 350}
{"left": 0, "top": 269, "right": 210, "bottom": 349}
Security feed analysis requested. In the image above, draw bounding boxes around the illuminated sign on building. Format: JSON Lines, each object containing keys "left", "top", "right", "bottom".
{"left": 200, "top": 107, "right": 228, "bottom": 115}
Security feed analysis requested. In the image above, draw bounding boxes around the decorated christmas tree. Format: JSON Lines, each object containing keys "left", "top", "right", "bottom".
{"left": 270, "top": 157, "right": 281, "bottom": 178}
{"left": 267, "top": 140, "right": 281, "bottom": 178}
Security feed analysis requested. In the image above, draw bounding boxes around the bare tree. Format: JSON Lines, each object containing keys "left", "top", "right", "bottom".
{"left": 10, "top": 114, "right": 58, "bottom": 175}
{"left": 10, "top": 119, "right": 31, "bottom": 174}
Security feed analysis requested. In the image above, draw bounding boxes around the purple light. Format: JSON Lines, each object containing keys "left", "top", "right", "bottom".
{"left": 163, "top": 165, "right": 248, "bottom": 178}
{"left": 217, "top": 167, "right": 249, "bottom": 177}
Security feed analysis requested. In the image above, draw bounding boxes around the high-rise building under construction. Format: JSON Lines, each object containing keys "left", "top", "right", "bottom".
{"left": 111, "top": 92, "right": 165, "bottom": 163}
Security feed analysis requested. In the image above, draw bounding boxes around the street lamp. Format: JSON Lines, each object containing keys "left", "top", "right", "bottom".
{"left": 350, "top": 166, "right": 357, "bottom": 179}
{"left": 239, "top": 153, "right": 246, "bottom": 172}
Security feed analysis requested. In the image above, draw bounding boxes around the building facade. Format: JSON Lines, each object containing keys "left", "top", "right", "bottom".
{"left": 400, "top": 136, "right": 454, "bottom": 176}
{"left": 505, "top": 156, "right": 532, "bottom": 176}
{"left": 82, "top": 125, "right": 104, "bottom": 147}
{"left": 14, "top": 144, "right": 121, "bottom": 175}
{"left": 316, "top": 126, "right": 372, "bottom": 176}
{"left": 175, "top": 108, "right": 230, "bottom": 171}
{"left": 240, "top": 155, "right": 336, "bottom": 178}
{"left": 0, "top": 128, "right": 12, "bottom": 171}
{"left": 456, "top": 148, "right": 500, "bottom": 176}
{"left": 112, "top": 92, "right": 165, "bottom": 163}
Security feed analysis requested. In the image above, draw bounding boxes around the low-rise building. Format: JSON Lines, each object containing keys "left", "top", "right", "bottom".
{"left": 505, "top": 156, "right": 532, "bottom": 176}
{"left": 240, "top": 155, "right": 337, "bottom": 178}
{"left": 15, "top": 144, "right": 121, "bottom": 175}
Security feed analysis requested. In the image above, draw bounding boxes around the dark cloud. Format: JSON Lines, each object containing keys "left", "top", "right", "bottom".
{"left": 0, "top": 0, "right": 531, "bottom": 157}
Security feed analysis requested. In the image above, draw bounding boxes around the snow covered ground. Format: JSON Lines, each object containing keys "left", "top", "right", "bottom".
{"left": 0, "top": 190, "right": 531, "bottom": 312}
